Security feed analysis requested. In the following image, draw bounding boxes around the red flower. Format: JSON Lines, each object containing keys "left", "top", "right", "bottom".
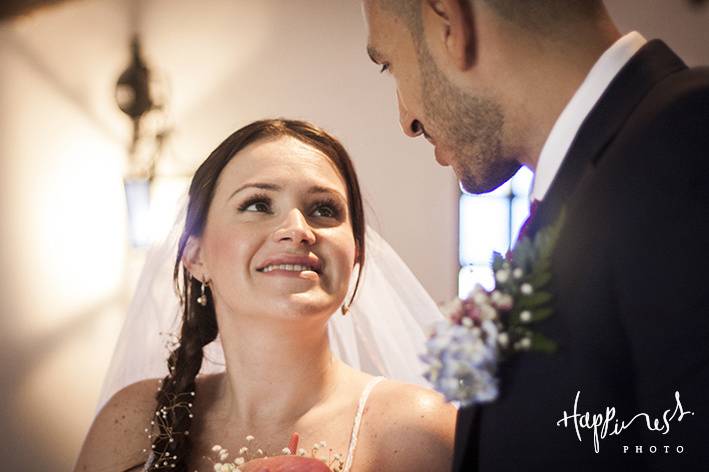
{"left": 240, "top": 433, "right": 333, "bottom": 472}
{"left": 240, "top": 456, "right": 331, "bottom": 472}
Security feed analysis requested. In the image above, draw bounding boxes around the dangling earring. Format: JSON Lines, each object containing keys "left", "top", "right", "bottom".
{"left": 197, "top": 278, "right": 209, "bottom": 306}
{"left": 341, "top": 304, "right": 349, "bottom": 316}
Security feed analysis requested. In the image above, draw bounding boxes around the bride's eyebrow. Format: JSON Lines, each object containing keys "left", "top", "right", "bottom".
{"left": 228, "top": 182, "right": 281, "bottom": 201}
{"left": 308, "top": 186, "right": 347, "bottom": 203}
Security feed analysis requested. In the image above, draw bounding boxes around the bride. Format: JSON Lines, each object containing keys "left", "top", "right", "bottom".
{"left": 74, "top": 119, "right": 455, "bottom": 472}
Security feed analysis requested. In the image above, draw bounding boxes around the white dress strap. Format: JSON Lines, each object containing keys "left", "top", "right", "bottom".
{"left": 342, "top": 376, "right": 385, "bottom": 472}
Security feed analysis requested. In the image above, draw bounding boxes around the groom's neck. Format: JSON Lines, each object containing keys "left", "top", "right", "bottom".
{"left": 490, "top": 12, "right": 622, "bottom": 170}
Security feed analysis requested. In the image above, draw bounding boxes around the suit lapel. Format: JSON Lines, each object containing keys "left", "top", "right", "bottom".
{"left": 528, "top": 40, "right": 687, "bottom": 237}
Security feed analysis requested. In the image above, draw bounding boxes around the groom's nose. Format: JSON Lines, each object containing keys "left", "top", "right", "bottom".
{"left": 397, "top": 90, "right": 423, "bottom": 138}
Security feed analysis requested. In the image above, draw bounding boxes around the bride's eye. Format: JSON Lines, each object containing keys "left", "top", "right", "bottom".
{"left": 238, "top": 194, "right": 273, "bottom": 214}
{"left": 311, "top": 198, "right": 343, "bottom": 219}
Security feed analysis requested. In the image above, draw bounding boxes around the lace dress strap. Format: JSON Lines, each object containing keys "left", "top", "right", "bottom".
{"left": 342, "top": 376, "right": 385, "bottom": 472}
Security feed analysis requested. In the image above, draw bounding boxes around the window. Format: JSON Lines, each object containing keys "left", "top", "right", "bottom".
{"left": 458, "top": 167, "right": 534, "bottom": 296}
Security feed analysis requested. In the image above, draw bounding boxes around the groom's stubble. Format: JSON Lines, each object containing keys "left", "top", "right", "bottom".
{"left": 414, "top": 24, "right": 521, "bottom": 194}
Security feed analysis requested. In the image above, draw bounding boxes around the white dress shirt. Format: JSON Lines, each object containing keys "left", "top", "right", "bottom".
{"left": 530, "top": 31, "right": 648, "bottom": 202}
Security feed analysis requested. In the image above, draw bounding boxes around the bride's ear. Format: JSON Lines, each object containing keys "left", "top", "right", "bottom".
{"left": 424, "top": 0, "right": 476, "bottom": 71}
{"left": 182, "top": 235, "right": 209, "bottom": 281}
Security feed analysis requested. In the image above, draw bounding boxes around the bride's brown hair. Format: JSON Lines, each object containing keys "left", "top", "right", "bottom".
{"left": 146, "top": 119, "right": 366, "bottom": 471}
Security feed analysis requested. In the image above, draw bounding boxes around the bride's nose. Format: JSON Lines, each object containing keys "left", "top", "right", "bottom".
{"left": 272, "top": 208, "right": 316, "bottom": 245}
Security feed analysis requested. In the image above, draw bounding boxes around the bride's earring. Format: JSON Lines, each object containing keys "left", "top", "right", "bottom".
{"left": 341, "top": 304, "right": 350, "bottom": 316}
{"left": 197, "top": 278, "right": 209, "bottom": 306}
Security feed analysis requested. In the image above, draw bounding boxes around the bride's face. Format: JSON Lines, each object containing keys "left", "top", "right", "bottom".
{"left": 195, "top": 136, "right": 357, "bottom": 321}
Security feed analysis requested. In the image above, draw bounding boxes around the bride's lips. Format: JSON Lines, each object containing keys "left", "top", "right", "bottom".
{"left": 256, "top": 254, "right": 322, "bottom": 279}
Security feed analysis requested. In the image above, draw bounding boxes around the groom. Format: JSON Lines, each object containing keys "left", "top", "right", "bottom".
{"left": 362, "top": 1, "right": 709, "bottom": 470}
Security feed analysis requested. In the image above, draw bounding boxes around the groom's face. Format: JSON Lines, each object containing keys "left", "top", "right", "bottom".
{"left": 362, "top": 0, "right": 521, "bottom": 193}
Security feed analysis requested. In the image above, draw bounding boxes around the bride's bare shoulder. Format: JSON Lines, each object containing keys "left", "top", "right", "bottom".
{"left": 74, "top": 379, "right": 159, "bottom": 472}
{"left": 361, "top": 380, "right": 456, "bottom": 472}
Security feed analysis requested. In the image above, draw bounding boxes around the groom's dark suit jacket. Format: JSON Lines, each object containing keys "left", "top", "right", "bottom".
{"left": 454, "top": 40, "right": 709, "bottom": 472}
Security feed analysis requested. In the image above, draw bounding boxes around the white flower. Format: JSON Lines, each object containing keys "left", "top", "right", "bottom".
{"left": 520, "top": 310, "right": 532, "bottom": 322}
{"left": 513, "top": 268, "right": 524, "bottom": 279}
{"left": 219, "top": 450, "right": 229, "bottom": 461}
{"left": 282, "top": 447, "right": 292, "bottom": 455}
{"left": 495, "top": 269, "right": 510, "bottom": 283}
{"left": 234, "top": 458, "right": 245, "bottom": 466}
{"left": 472, "top": 285, "right": 489, "bottom": 305}
{"left": 497, "top": 332, "right": 509, "bottom": 347}
{"left": 239, "top": 447, "right": 248, "bottom": 455}
{"left": 521, "top": 283, "right": 533, "bottom": 295}
{"left": 297, "top": 448, "right": 307, "bottom": 456}
{"left": 212, "top": 445, "right": 223, "bottom": 452}
{"left": 480, "top": 304, "right": 497, "bottom": 321}
{"left": 495, "top": 294, "right": 514, "bottom": 311}
{"left": 490, "top": 290, "right": 503, "bottom": 304}
{"left": 245, "top": 435, "right": 255, "bottom": 442}
{"left": 440, "top": 297, "right": 463, "bottom": 318}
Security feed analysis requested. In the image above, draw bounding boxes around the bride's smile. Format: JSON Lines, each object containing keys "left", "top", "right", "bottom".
{"left": 256, "top": 253, "right": 322, "bottom": 278}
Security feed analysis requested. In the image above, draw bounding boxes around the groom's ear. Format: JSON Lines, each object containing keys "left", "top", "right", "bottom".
{"left": 424, "top": 0, "right": 475, "bottom": 71}
{"left": 182, "top": 235, "right": 209, "bottom": 281}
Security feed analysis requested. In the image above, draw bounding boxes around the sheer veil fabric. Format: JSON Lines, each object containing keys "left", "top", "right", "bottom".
{"left": 98, "top": 202, "right": 443, "bottom": 410}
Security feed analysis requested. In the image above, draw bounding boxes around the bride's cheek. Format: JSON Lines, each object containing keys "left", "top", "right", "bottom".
{"left": 333, "top": 241, "right": 357, "bottom": 294}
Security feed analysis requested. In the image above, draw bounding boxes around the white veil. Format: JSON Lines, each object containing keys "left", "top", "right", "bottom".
{"left": 98, "top": 205, "right": 443, "bottom": 411}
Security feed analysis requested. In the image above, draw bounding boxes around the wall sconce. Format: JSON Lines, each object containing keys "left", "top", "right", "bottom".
{"left": 115, "top": 36, "right": 170, "bottom": 247}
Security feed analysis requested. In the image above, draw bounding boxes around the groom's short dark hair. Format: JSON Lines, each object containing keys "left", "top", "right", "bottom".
{"left": 482, "top": 0, "right": 605, "bottom": 33}
{"left": 380, "top": 0, "right": 605, "bottom": 39}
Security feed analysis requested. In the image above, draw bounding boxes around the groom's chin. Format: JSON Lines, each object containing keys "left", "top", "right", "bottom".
{"left": 457, "top": 161, "right": 522, "bottom": 195}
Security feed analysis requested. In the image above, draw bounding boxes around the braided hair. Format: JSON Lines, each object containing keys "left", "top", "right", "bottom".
{"left": 147, "top": 119, "right": 366, "bottom": 471}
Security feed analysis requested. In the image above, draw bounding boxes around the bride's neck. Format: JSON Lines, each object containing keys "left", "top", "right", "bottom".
{"left": 212, "top": 312, "right": 338, "bottom": 428}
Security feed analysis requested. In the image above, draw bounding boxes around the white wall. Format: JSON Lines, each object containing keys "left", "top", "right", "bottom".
{"left": 606, "top": 0, "right": 709, "bottom": 66}
{"left": 0, "top": 0, "right": 706, "bottom": 469}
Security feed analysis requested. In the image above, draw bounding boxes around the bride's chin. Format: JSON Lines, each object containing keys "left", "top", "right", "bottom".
{"left": 276, "top": 293, "right": 340, "bottom": 319}
{"left": 219, "top": 290, "right": 343, "bottom": 322}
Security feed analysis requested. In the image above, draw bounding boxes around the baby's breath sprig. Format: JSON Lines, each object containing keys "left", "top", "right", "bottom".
{"left": 143, "top": 379, "right": 196, "bottom": 469}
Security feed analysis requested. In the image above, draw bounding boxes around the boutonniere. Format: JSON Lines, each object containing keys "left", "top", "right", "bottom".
{"left": 420, "top": 211, "right": 566, "bottom": 407}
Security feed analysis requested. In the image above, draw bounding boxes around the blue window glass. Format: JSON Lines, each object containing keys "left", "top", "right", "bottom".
{"left": 458, "top": 166, "right": 533, "bottom": 296}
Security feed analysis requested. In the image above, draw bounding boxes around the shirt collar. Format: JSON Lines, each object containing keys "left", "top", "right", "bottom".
{"left": 530, "top": 31, "right": 647, "bottom": 202}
